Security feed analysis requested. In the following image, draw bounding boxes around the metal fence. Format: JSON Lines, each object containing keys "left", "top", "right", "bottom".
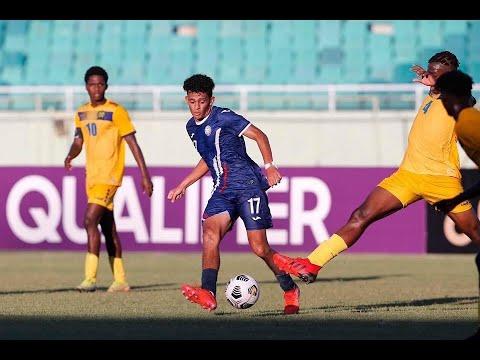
{"left": 1, "top": 83, "right": 479, "bottom": 113}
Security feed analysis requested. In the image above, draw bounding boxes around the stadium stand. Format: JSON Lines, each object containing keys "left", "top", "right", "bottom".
{"left": 0, "top": 20, "right": 479, "bottom": 110}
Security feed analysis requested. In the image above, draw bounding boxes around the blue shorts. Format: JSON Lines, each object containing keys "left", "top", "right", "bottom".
{"left": 203, "top": 188, "right": 273, "bottom": 230}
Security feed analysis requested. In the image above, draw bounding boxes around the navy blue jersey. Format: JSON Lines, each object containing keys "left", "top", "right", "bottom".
{"left": 186, "top": 106, "right": 269, "bottom": 194}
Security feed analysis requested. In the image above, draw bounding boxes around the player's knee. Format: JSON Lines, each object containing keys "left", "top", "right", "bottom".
{"left": 202, "top": 228, "right": 221, "bottom": 248}
{"left": 250, "top": 243, "right": 271, "bottom": 258}
{"left": 84, "top": 215, "right": 97, "bottom": 229}
{"left": 350, "top": 208, "right": 371, "bottom": 227}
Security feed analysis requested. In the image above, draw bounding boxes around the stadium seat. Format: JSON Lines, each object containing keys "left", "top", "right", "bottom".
{"left": 318, "top": 64, "right": 342, "bottom": 83}
{"left": 219, "top": 20, "right": 243, "bottom": 37}
{"left": 244, "top": 20, "right": 267, "bottom": 38}
{"left": 444, "top": 34, "right": 467, "bottom": 60}
{"left": 418, "top": 21, "right": 443, "bottom": 47}
{"left": 291, "top": 21, "right": 315, "bottom": 51}
{"left": 444, "top": 20, "right": 467, "bottom": 35}
{"left": 392, "top": 20, "right": 416, "bottom": 40}
{"left": 6, "top": 20, "right": 29, "bottom": 36}
{"left": 393, "top": 63, "right": 414, "bottom": 83}
{"left": 1, "top": 65, "right": 24, "bottom": 84}
{"left": 319, "top": 48, "right": 343, "bottom": 64}
{"left": 317, "top": 20, "right": 341, "bottom": 48}
{"left": 243, "top": 65, "right": 266, "bottom": 84}
{"left": 0, "top": 18, "right": 476, "bottom": 112}
{"left": 150, "top": 20, "right": 173, "bottom": 36}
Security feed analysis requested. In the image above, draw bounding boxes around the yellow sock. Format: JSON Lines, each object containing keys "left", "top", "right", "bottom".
{"left": 84, "top": 253, "right": 99, "bottom": 282}
{"left": 110, "top": 257, "right": 127, "bottom": 283}
{"left": 307, "top": 234, "right": 348, "bottom": 267}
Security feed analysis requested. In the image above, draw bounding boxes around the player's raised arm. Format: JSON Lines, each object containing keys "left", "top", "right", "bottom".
{"left": 411, "top": 64, "right": 436, "bottom": 86}
{"left": 124, "top": 133, "right": 153, "bottom": 197}
{"left": 167, "top": 158, "right": 209, "bottom": 202}
{"left": 242, "top": 124, "right": 282, "bottom": 187}
{"left": 64, "top": 127, "right": 83, "bottom": 171}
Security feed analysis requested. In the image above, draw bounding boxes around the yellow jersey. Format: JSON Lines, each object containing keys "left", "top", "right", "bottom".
{"left": 74, "top": 99, "right": 135, "bottom": 186}
{"left": 400, "top": 94, "right": 460, "bottom": 178}
{"left": 455, "top": 107, "right": 480, "bottom": 168}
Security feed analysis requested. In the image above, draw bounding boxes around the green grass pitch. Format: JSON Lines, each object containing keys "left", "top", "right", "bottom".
{"left": 0, "top": 252, "right": 477, "bottom": 340}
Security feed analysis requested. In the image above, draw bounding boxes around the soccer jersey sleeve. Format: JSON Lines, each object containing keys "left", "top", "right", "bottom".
{"left": 220, "top": 110, "right": 251, "bottom": 137}
{"left": 113, "top": 105, "right": 136, "bottom": 137}
{"left": 74, "top": 111, "right": 81, "bottom": 128}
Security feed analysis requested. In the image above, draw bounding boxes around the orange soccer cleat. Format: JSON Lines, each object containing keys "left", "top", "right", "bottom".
{"left": 283, "top": 283, "right": 300, "bottom": 315}
{"left": 181, "top": 284, "right": 217, "bottom": 311}
{"left": 273, "top": 253, "right": 322, "bottom": 284}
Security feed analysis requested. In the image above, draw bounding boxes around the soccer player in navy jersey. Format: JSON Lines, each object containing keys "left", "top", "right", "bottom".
{"left": 167, "top": 74, "right": 300, "bottom": 314}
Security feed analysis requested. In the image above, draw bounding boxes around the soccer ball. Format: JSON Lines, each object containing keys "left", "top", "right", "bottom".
{"left": 225, "top": 274, "right": 260, "bottom": 309}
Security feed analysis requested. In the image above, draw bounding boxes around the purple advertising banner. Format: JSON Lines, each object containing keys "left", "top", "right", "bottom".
{"left": 0, "top": 167, "right": 426, "bottom": 253}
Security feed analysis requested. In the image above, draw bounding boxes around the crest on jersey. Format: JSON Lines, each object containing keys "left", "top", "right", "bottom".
{"left": 204, "top": 125, "right": 212, "bottom": 136}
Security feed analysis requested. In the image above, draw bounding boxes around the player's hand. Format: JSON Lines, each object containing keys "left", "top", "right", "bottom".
{"left": 64, "top": 155, "right": 73, "bottom": 171}
{"left": 167, "top": 185, "right": 186, "bottom": 203}
{"left": 142, "top": 177, "right": 153, "bottom": 197}
{"left": 433, "top": 198, "right": 458, "bottom": 213}
{"left": 266, "top": 166, "right": 282, "bottom": 187}
{"left": 411, "top": 65, "right": 435, "bottom": 86}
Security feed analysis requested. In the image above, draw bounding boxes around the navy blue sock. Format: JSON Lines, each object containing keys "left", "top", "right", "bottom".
{"left": 201, "top": 268, "right": 218, "bottom": 296}
{"left": 276, "top": 273, "right": 296, "bottom": 292}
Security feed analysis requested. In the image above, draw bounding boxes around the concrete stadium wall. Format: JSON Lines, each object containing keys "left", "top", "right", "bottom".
{"left": 0, "top": 111, "right": 476, "bottom": 168}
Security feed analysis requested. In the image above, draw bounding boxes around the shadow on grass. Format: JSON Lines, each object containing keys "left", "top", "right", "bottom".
{"left": 0, "top": 274, "right": 404, "bottom": 295}
{"left": 0, "top": 283, "right": 179, "bottom": 295}
{"left": 218, "top": 274, "right": 407, "bottom": 287}
{"left": 226, "top": 296, "right": 478, "bottom": 317}
{"left": 0, "top": 314, "right": 477, "bottom": 340}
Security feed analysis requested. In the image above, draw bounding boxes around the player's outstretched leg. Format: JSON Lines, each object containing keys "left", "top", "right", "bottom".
{"left": 275, "top": 187, "right": 404, "bottom": 283}
{"left": 273, "top": 254, "right": 322, "bottom": 284}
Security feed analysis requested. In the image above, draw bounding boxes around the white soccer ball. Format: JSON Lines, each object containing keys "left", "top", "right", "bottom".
{"left": 225, "top": 274, "right": 260, "bottom": 309}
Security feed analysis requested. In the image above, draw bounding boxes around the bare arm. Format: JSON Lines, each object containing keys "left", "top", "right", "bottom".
{"left": 124, "top": 133, "right": 153, "bottom": 197}
{"left": 242, "top": 124, "right": 282, "bottom": 187}
{"left": 167, "top": 158, "right": 209, "bottom": 202}
{"left": 64, "top": 128, "right": 83, "bottom": 171}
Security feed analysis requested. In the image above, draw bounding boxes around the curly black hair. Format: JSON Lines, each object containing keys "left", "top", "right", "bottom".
{"left": 84, "top": 66, "right": 109, "bottom": 84}
{"left": 436, "top": 70, "right": 473, "bottom": 97}
{"left": 183, "top": 74, "right": 215, "bottom": 97}
{"left": 428, "top": 51, "right": 460, "bottom": 69}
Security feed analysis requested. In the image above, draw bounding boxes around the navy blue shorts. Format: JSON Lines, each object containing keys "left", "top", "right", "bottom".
{"left": 203, "top": 188, "right": 273, "bottom": 230}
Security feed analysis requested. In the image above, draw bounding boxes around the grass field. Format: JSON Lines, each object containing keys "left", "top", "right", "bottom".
{"left": 0, "top": 251, "right": 477, "bottom": 340}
